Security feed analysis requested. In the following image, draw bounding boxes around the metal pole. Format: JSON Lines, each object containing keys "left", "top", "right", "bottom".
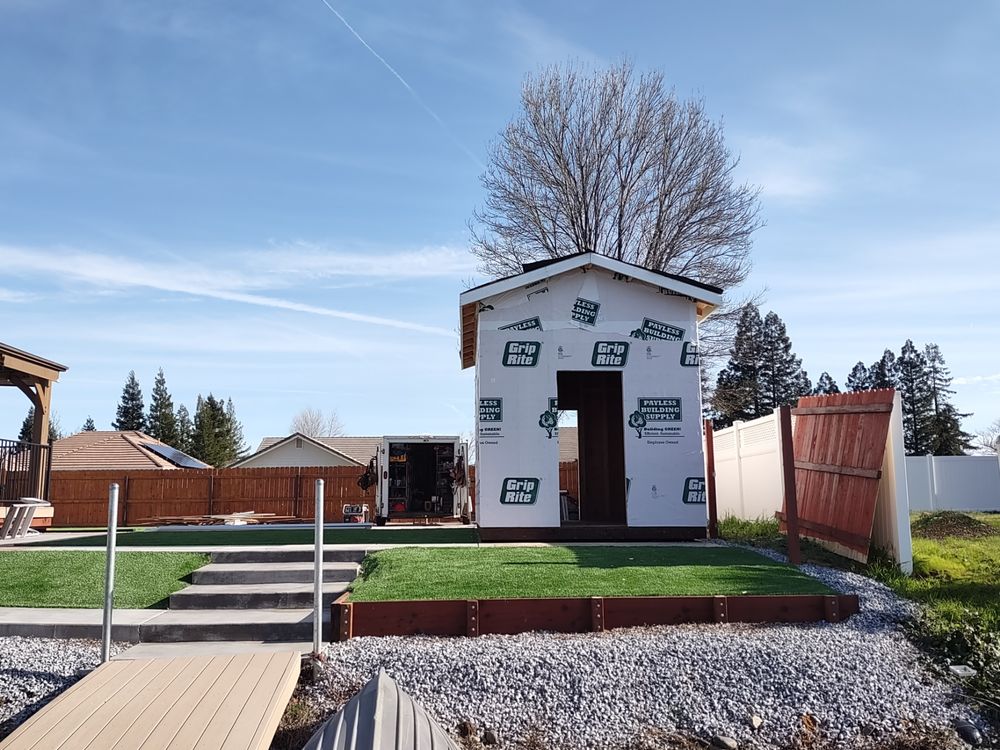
{"left": 313, "top": 479, "right": 324, "bottom": 654}
{"left": 101, "top": 483, "right": 119, "bottom": 663}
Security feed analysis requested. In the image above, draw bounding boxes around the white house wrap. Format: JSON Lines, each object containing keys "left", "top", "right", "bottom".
{"left": 459, "top": 253, "right": 724, "bottom": 541}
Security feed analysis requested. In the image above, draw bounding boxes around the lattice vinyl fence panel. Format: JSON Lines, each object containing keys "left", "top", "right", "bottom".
{"left": 783, "top": 389, "right": 895, "bottom": 562}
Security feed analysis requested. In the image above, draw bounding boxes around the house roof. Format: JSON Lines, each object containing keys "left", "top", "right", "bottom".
{"left": 239, "top": 434, "right": 377, "bottom": 467}
{"left": 51, "top": 431, "right": 210, "bottom": 471}
{"left": 458, "top": 252, "right": 725, "bottom": 369}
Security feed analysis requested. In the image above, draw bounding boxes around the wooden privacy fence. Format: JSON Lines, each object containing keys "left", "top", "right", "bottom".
{"left": 777, "top": 389, "right": 896, "bottom": 563}
{"left": 49, "top": 466, "right": 376, "bottom": 527}
{"left": 48, "top": 462, "right": 581, "bottom": 527}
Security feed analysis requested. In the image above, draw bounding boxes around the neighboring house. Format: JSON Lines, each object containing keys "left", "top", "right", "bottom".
{"left": 232, "top": 433, "right": 376, "bottom": 469}
{"left": 51, "top": 431, "right": 210, "bottom": 471}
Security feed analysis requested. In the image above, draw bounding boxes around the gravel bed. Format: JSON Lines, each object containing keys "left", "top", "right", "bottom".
{"left": 304, "top": 550, "right": 983, "bottom": 749}
{"left": 0, "top": 637, "right": 128, "bottom": 738}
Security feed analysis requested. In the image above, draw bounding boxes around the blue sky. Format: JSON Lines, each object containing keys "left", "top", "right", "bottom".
{"left": 1, "top": 0, "right": 998, "bottom": 449}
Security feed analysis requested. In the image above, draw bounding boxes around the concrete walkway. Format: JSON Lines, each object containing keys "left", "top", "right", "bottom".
{"left": 0, "top": 606, "right": 328, "bottom": 641}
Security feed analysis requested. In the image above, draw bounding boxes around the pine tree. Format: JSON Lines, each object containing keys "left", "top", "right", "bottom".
{"left": 112, "top": 371, "right": 146, "bottom": 431}
{"left": 845, "top": 362, "right": 871, "bottom": 392}
{"left": 189, "top": 394, "right": 246, "bottom": 466}
{"left": 18, "top": 407, "right": 60, "bottom": 443}
{"left": 923, "top": 343, "right": 973, "bottom": 455}
{"left": 82, "top": 416, "right": 96, "bottom": 431}
{"left": 224, "top": 398, "right": 248, "bottom": 459}
{"left": 869, "top": 350, "right": 898, "bottom": 390}
{"left": 711, "top": 305, "right": 765, "bottom": 427}
{"left": 176, "top": 404, "right": 194, "bottom": 453}
{"left": 759, "top": 311, "right": 810, "bottom": 411}
{"left": 896, "top": 340, "right": 934, "bottom": 455}
{"left": 147, "top": 368, "right": 180, "bottom": 447}
{"left": 812, "top": 372, "right": 841, "bottom": 395}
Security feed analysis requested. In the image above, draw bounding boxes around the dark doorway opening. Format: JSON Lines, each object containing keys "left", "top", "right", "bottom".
{"left": 556, "top": 371, "right": 626, "bottom": 524}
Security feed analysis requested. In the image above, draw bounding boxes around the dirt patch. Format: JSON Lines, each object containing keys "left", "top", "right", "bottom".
{"left": 912, "top": 511, "right": 998, "bottom": 540}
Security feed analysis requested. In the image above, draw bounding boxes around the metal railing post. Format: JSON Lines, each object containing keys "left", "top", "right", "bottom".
{"left": 313, "top": 479, "right": 324, "bottom": 654}
{"left": 101, "top": 483, "right": 119, "bottom": 663}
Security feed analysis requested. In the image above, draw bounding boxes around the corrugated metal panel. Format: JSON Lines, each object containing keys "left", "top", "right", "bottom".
{"left": 304, "top": 670, "right": 459, "bottom": 750}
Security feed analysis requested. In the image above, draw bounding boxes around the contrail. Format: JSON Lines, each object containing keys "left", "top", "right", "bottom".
{"left": 317, "top": 0, "right": 485, "bottom": 171}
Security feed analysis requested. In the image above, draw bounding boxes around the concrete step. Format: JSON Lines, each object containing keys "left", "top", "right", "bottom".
{"left": 191, "top": 562, "right": 359, "bottom": 585}
{"left": 140, "top": 608, "right": 329, "bottom": 643}
{"left": 210, "top": 548, "right": 366, "bottom": 564}
{"left": 169, "top": 582, "right": 350, "bottom": 610}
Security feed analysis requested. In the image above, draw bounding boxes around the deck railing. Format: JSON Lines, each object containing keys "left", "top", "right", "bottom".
{"left": 0, "top": 438, "right": 51, "bottom": 502}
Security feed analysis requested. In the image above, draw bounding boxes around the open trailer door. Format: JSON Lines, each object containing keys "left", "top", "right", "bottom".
{"left": 456, "top": 440, "right": 471, "bottom": 523}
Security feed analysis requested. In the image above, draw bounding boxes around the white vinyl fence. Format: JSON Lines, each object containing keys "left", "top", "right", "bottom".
{"left": 713, "top": 413, "right": 784, "bottom": 521}
{"left": 905, "top": 455, "right": 1000, "bottom": 512}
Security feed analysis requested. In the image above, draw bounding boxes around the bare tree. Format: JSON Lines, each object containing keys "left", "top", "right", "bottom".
{"left": 471, "top": 60, "right": 762, "bottom": 362}
{"left": 290, "top": 407, "right": 345, "bottom": 437}
{"left": 975, "top": 418, "right": 1000, "bottom": 454}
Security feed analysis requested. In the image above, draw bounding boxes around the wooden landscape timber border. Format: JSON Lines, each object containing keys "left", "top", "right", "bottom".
{"left": 331, "top": 591, "right": 860, "bottom": 640}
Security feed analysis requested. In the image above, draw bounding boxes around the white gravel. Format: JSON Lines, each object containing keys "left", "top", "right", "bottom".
{"left": 305, "top": 549, "right": 983, "bottom": 749}
{"left": 0, "top": 637, "right": 128, "bottom": 738}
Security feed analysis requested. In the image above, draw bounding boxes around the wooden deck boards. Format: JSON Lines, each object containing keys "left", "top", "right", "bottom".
{"left": 0, "top": 652, "right": 300, "bottom": 750}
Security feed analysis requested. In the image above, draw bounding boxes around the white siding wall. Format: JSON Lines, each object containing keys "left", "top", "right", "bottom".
{"left": 905, "top": 455, "right": 1000, "bottom": 512}
{"left": 237, "top": 441, "right": 357, "bottom": 468}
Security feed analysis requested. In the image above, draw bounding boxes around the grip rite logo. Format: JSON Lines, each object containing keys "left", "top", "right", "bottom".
{"left": 682, "top": 477, "right": 706, "bottom": 504}
{"left": 502, "top": 341, "right": 541, "bottom": 367}
{"left": 500, "top": 477, "right": 540, "bottom": 504}
{"left": 591, "top": 341, "right": 629, "bottom": 367}
{"left": 680, "top": 341, "right": 699, "bottom": 367}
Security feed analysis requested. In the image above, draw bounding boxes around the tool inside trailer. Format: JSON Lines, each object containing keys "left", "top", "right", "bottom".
{"left": 386, "top": 441, "right": 457, "bottom": 516}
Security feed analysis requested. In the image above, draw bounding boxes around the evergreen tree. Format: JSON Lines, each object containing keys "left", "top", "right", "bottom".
{"left": 224, "top": 398, "right": 248, "bottom": 459}
{"left": 759, "top": 311, "right": 810, "bottom": 410}
{"left": 189, "top": 394, "right": 246, "bottom": 466}
{"left": 112, "top": 371, "right": 146, "bottom": 431}
{"left": 147, "top": 368, "right": 180, "bottom": 447}
{"left": 176, "top": 404, "right": 194, "bottom": 453}
{"left": 18, "top": 407, "right": 60, "bottom": 443}
{"left": 923, "top": 343, "right": 973, "bottom": 455}
{"left": 845, "top": 362, "right": 871, "bottom": 392}
{"left": 711, "top": 305, "right": 765, "bottom": 427}
{"left": 82, "top": 416, "right": 97, "bottom": 432}
{"left": 869, "top": 350, "right": 898, "bottom": 390}
{"left": 896, "top": 340, "right": 934, "bottom": 455}
{"left": 812, "top": 372, "right": 841, "bottom": 395}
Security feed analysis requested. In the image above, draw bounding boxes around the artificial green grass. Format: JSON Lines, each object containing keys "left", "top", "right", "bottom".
{"left": 348, "top": 545, "right": 832, "bottom": 601}
{"left": 29, "top": 526, "right": 480, "bottom": 548}
{"left": 0, "top": 550, "right": 210, "bottom": 608}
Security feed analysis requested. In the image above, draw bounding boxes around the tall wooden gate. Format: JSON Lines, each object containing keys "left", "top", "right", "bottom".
{"left": 779, "top": 389, "right": 896, "bottom": 562}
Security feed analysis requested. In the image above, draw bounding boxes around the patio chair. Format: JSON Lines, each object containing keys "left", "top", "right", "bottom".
{"left": 0, "top": 497, "right": 50, "bottom": 542}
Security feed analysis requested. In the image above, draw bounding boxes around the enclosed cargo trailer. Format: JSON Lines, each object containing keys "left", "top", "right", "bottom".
{"left": 374, "top": 436, "right": 470, "bottom": 523}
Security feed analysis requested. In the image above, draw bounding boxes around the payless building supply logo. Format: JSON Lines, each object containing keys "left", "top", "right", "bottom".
{"left": 682, "top": 477, "right": 706, "bottom": 504}
{"left": 630, "top": 318, "right": 684, "bottom": 341}
{"left": 680, "top": 341, "right": 699, "bottom": 367}
{"left": 637, "top": 397, "right": 682, "bottom": 422}
{"left": 500, "top": 477, "right": 540, "bottom": 504}
{"left": 570, "top": 297, "right": 600, "bottom": 326}
{"left": 502, "top": 341, "right": 541, "bottom": 367}
{"left": 479, "top": 398, "right": 503, "bottom": 422}
{"left": 499, "top": 317, "right": 542, "bottom": 332}
{"left": 592, "top": 341, "right": 629, "bottom": 367}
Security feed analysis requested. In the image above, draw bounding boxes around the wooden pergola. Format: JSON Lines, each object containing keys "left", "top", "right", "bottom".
{"left": 1, "top": 341, "right": 67, "bottom": 499}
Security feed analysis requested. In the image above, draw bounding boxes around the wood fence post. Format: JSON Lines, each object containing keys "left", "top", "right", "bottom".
{"left": 294, "top": 469, "right": 302, "bottom": 520}
{"left": 208, "top": 472, "right": 215, "bottom": 517}
{"left": 704, "top": 418, "right": 718, "bottom": 539}
{"left": 122, "top": 475, "right": 130, "bottom": 526}
{"left": 778, "top": 405, "right": 802, "bottom": 565}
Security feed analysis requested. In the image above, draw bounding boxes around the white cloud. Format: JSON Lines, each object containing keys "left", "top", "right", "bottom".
{"left": 954, "top": 373, "right": 1000, "bottom": 386}
{"left": 0, "top": 243, "right": 471, "bottom": 337}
